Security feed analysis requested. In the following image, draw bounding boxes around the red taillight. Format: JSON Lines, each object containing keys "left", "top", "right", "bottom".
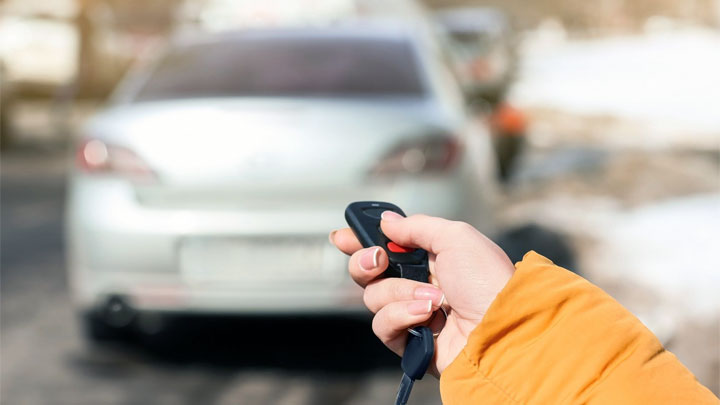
{"left": 370, "top": 136, "right": 461, "bottom": 176}
{"left": 76, "top": 139, "right": 156, "bottom": 181}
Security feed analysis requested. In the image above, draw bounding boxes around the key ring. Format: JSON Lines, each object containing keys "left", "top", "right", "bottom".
{"left": 408, "top": 305, "right": 448, "bottom": 338}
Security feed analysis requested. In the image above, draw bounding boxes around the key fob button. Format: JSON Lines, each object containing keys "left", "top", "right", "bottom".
{"left": 387, "top": 242, "right": 415, "bottom": 253}
{"left": 362, "top": 207, "right": 386, "bottom": 219}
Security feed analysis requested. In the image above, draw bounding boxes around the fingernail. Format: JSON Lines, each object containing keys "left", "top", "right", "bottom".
{"left": 414, "top": 286, "right": 444, "bottom": 307}
{"left": 407, "top": 300, "right": 433, "bottom": 315}
{"left": 328, "top": 230, "right": 337, "bottom": 245}
{"left": 381, "top": 211, "right": 403, "bottom": 221}
{"left": 359, "top": 247, "right": 380, "bottom": 271}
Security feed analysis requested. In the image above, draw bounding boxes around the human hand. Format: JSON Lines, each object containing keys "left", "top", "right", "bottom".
{"left": 330, "top": 212, "right": 515, "bottom": 375}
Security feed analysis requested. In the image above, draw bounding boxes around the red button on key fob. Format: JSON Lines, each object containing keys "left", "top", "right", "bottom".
{"left": 387, "top": 242, "right": 415, "bottom": 253}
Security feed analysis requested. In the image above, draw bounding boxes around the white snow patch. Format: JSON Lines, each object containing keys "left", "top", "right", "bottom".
{"left": 593, "top": 193, "right": 720, "bottom": 317}
{"left": 510, "top": 27, "right": 720, "bottom": 149}
{"left": 502, "top": 192, "right": 720, "bottom": 339}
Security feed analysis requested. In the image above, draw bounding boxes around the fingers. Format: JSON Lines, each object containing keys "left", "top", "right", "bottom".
{"left": 329, "top": 228, "right": 363, "bottom": 255}
{"left": 363, "top": 278, "right": 444, "bottom": 313}
{"left": 347, "top": 246, "right": 388, "bottom": 287}
{"left": 372, "top": 300, "right": 436, "bottom": 356}
{"left": 380, "top": 212, "right": 474, "bottom": 253}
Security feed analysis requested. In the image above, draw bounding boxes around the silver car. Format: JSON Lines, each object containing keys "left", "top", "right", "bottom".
{"left": 66, "top": 24, "right": 499, "bottom": 340}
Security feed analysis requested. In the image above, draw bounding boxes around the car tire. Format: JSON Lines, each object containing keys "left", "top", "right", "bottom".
{"left": 80, "top": 312, "right": 130, "bottom": 344}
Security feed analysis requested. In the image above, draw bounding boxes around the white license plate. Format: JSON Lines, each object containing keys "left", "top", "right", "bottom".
{"left": 179, "top": 236, "right": 343, "bottom": 284}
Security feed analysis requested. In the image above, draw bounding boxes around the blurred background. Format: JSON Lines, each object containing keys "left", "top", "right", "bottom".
{"left": 1, "top": 0, "right": 718, "bottom": 403}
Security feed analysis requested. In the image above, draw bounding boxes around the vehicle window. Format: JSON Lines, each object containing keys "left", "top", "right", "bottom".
{"left": 449, "top": 30, "right": 492, "bottom": 53}
{"left": 133, "top": 36, "right": 426, "bottom": 101}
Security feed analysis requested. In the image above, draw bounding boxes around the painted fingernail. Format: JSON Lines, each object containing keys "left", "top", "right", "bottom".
{"left": 407, "top": 300, "right": 433, "bottom": 315}
{"left": 359, "top": 247, "right": 380, "bottom": 271}
{"left": 328, "top": 230, "right": 337, "bottom": 245}
{"left": 414, "top": 286, "right": 444, "bottom": 307}
{"left": 381, "top": 211, "right": 403, "bottom": 221}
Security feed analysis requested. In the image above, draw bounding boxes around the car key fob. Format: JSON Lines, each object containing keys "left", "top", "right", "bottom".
{"left": 344, "top": 201, "right": 429, "bottom": 282}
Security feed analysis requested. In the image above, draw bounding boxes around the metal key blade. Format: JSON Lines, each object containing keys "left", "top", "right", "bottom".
{"left": 395, "top": 374, "right": 414, "bottom": 405}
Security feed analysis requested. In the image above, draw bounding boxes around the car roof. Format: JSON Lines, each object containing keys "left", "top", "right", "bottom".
{"left": 435, "top": 7, "right": 509, "bottom": 33}
{"left": 171, "top": 20, "right": 426, "bottom": 49}
{"left": 177, "top": 0, "right": 429, "bottom": 33}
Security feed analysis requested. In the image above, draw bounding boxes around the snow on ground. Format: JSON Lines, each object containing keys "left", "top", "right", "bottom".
{"left": 509, "top": 25, "right": 720, "bottom": 149}
{"left": 591, "top": 193, "right": 720, "bottom": 317}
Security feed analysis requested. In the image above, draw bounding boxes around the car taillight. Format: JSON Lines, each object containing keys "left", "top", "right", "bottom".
{"left": 490, "top": 103, "right": 528, "bottom": 136}
{"left": 370, "top": 136, "right": 461, "bottom": 176}
{"left": 76, "top": 139, "right": 156, "bottom": 181}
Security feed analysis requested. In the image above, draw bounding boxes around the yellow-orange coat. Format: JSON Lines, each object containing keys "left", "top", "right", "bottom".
{"left": 440, "top": 252, "right": 718, "bottom": 404}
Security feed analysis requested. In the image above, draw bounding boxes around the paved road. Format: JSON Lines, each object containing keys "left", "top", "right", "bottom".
{"left": 0, "top": 148, "right": 442, "bottom": 404}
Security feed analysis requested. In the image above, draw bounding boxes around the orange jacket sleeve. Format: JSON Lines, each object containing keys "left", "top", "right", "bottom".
{"left": 440, "top": 251, "right": 718, "bottom": 404}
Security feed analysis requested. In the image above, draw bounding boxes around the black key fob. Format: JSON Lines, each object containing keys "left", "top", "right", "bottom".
{"left": 344, "top": 201, "right": 429, "bottom": 282}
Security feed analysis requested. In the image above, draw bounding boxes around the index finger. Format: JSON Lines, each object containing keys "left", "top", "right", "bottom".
{"left": 380, "top": 213, "right": 475, "bottom": 253}
{"left": 329, "top": 228, "right": 363, "bottom": 255}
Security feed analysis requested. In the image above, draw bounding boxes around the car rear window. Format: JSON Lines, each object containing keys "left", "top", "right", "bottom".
{"left": 132, "top": 35, "right": 426, "bottom": 101}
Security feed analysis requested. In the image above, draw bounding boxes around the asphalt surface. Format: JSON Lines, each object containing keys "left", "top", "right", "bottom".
{"left": 0, "top": 148, "right": 442, "bottom": 404}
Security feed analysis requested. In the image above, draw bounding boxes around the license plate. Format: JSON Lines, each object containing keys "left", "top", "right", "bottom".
{"left": 179, "top": 236, "right": 344, "bottom": 284}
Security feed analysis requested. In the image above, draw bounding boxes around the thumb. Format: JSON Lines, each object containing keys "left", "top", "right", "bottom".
{"left": 380, "top": 212, "right": 469, "bottom": 253}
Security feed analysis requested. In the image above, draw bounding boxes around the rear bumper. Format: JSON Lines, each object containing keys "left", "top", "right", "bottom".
{"left": 79, "top": 272, "right": 366, "bottom": 315}
{"left": 66, "top": 168, "right": 495, "bottom": 314}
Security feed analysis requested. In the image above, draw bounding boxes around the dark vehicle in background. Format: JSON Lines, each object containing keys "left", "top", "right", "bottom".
{"left": 435, "top": 6, "right": 516, "bottom": 104}
{"left": 435, "top": 6, "right": 526, "bottom": 180}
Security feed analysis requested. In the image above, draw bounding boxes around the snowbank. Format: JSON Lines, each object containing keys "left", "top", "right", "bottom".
{"left": 509, "top": 27, "right": 720, "bottom": 149}
{"left": 593, "top": 193, "right": 720, "bottom": 317}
